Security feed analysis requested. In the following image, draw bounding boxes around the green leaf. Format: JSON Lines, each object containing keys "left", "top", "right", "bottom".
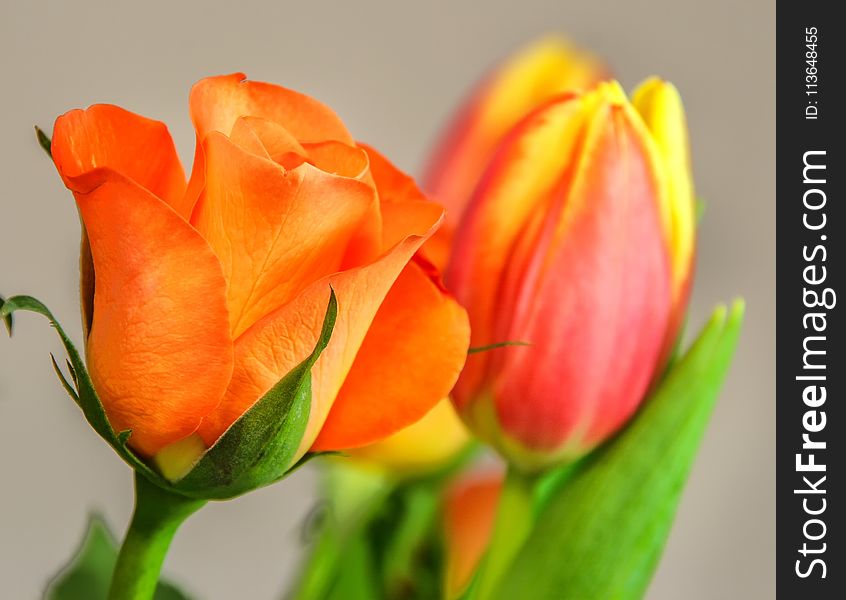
{"left": 494, "top": 300, "right": 744, "bottom": 600}
{"left": 172, "top": 288, "right": 338, "bottom": 499}
{"left": 0, "top": 295, "right": 169, "bottom": 488}
{"left": 35, "top": 125, "right": 53, "bottom": 158}
{"left": 468, "top": 341, "right": 531, "bottom": 355}
{"left": 44, "top": 514, "right": 190, "bottom": 600}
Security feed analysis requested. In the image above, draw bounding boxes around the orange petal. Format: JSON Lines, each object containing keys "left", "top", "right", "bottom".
{"left": 335, "top": 141, "right": 424, "bottom": 270}
{"left": 303, "top": 141, "right": 370, "bottom": 179}
{"left": 229, "top": 116, "right": 307, "bottom": 162}
{"left": 312, "top": 257, "right": 470, "bottom": 450}
{"left": 196, "top": 202, "right": 445, "bottom": 457}
{"left": 227, "top": 117, "right": 370, "bottom": 177}
{"left": 52, "top": 104, "right": 187, "bottom": 212}
{"left": 58, "top": 168, "right": 233, "bottom": 457}
{"left": 189, "top": 73, "right": 355, "bottom": 143}
{"left": 191, "top": 132, "right": 375, "bottom": 338}
{"left": 182, "top": 73, "right": 356, "bottom": 221}
{"left": 359, "top": 142, "right": 428, "bottom": 204}
{"left": 359, "top": 140, "right": 446, "bottom": 261}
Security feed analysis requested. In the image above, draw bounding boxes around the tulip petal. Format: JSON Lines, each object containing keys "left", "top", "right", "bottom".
{"left": 424, "top": 38, "right": 606, "bottom": 238}
{"left": 631, "top": 78, "right": 695, "bottom": 300}
{"left": 52, "top": 104, "right": 187, "bottom": 211}
{"left": 191, "top": 132, "right": 375, "bottom": 337}
{"left": 195, "top": 202, "right": 445, "bottom": 456}
{"left": 492, "top": 102, "right": 672, "bottom": 457}
{"left": 631, "top": 78, "right": 696, "bottom": 356}
{"left": 448, "top": 96, "right": 589, "bottom": 409}
{"left": 57, "top": 168, "right": 233, "bottom": 457}
{"left": 312, "top": 257, "right": 470, "bottom": 450}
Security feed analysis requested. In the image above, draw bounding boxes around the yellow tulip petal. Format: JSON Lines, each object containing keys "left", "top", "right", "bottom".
{"left": 632, "top": 77, "right": 696, "bottom": 301}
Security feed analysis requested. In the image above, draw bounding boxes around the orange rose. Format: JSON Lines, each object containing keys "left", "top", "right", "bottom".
{"left": 49, "top": 73, "right": 470, "bottom": 472}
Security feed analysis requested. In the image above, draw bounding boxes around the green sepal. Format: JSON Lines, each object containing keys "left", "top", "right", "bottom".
{"left": 285, "top": 450, "right": 346, "bottom": 479}
{"left": 467, "top": 341, "right": 530, "bottom": 355}
{"left": 493, "top": 300, "right": 744, "bottom": 600}
{"left": 1, "top": 289, "right": 338, "bottom": 500}
{"left": 0, "top": 294, "right": 11, "bottom": 334}
{"left": 0, "top": 295, "right": 170, "bottom": 489}
{"left": 172, "top": 288, "right": 337, "bottom": 499}
{"left": 44, "top": 514, "right": 190, "bottom": 600}
{"left": 35, "top": 125, "right": 53, "bottom": 158}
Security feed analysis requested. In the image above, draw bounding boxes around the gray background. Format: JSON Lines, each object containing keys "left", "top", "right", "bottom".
{"left": 0, "top": 1, "right": 774, "bottom": 598}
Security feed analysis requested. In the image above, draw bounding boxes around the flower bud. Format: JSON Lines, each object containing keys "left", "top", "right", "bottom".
{"left": 448, "top": 81, "right": 695, "bottom": 471}
{"left": 32, "top": 74, "right": 470, "bottom": 495}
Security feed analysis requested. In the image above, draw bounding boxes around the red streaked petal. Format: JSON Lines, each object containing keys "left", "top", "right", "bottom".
{"left": 492, "top": 103, "right": 671, "bottom": 454}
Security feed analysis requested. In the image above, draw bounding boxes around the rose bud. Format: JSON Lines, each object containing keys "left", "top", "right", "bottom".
{"left": 443, "top": 471, "right": 503, "bottom": 599}
{"left": 447, "top": 80, "right": 695, "bottom": 471}
{"left": 422, "top": 37, "right": 607, "bottom": 269}
{"left": 48, "top": 73, "right": 470, "bottom": 482}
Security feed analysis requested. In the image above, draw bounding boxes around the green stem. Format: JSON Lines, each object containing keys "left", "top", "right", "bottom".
{"left": 108, "top": 472, "right": 206, "bottom": 600}
{"left": 474, "top": 467, "right": 538, "bottom": 600}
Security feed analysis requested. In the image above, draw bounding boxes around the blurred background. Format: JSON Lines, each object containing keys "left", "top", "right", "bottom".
{"left": 0, "top": 1, "right": 773, "bottom": 598}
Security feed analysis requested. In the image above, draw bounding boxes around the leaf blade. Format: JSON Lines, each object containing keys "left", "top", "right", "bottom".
{"left": 495, "top": 300, "right": 744, "bottom": 600}
{"left": 45, "top": 514, "right": 191, "bottom": 600}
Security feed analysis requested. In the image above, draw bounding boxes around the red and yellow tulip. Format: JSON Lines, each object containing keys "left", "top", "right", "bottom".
{"left": 50, "top": 74, "right": 470, "bottom": 473}
{"left": 445, "top": 80, "right": 695, "bottom": 471}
